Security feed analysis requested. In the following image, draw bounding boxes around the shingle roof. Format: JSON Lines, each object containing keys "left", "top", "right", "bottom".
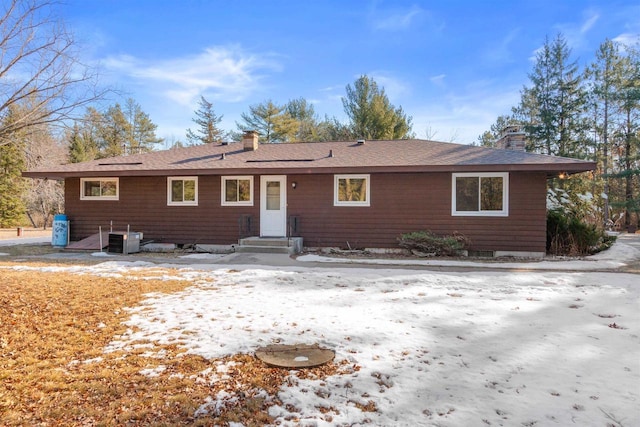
{"left": 24, "top": 139, "right": 596, "bottom": 179}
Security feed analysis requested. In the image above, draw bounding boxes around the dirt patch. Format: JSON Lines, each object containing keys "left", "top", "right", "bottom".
{"left": 0, "top": 263, "right": 349, "bottom": 426}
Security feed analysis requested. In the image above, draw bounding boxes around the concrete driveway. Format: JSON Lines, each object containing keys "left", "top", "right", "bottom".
{"left": 617, "top": 233, "right": 640, "bottom": 273}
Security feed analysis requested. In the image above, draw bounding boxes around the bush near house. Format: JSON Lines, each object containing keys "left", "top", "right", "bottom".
{"left": 398, "top": 230, "right": 470, "bottom": 256}
{"left": 546, "top": 209, "right": 615, "bottom": 256}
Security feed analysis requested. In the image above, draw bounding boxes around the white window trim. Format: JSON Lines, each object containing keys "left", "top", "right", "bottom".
{"left": 80, "top": 177, "right": 119, "bottom": 201}
{"left": 221, "top": 176, "right": 254, "bottom": 206}
{"left": 167, "top": 176, "right": 198, "bottom": 206}
{"left": 451, "top": 172, "right": 509, "bottom": 217}
{"left": 334, "top": 174, "right": 371, "bottom": 207}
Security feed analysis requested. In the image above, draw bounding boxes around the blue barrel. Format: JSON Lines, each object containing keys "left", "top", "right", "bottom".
{"left": 51, "top": 214, "right": 68, "bottom": 247}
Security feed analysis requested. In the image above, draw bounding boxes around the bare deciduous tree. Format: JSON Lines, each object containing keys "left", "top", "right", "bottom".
{"left": 22, "top": 116, "right": 66, "bottom": 228}
{"left": 0, "top": 0, "right": 104, "bottom": 146}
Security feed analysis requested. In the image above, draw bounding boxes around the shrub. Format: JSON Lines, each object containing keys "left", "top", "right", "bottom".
{"left": 398, "top": 230, "right": 470, "bottom": 257}
{"left": 547, "top": 209, "right": 614, "bottom": 256}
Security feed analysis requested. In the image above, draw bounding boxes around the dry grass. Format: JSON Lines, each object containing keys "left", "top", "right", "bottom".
{"left": 0, "top": 264, "right": 346, "bottom": 426}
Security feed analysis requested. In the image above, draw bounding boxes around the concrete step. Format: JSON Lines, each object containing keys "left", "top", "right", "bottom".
{"left": 235, "top": 245, "right": 295, "bottom": 254}
{"left": 237, "top": 237, "right": 303, "bottom": 255}
{"left": 239, "top": 237, "right": 290, "bottom": 247}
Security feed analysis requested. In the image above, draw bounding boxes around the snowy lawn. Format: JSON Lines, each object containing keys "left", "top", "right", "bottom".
{"left": 88, "top": 261, "right": 640, "bottom": 426}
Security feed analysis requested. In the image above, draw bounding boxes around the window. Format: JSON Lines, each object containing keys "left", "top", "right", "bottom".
{"left": 80, "top": 178, "right": 119, "bottom": 200}
{"left": 222, "top": 176, "right": 253, "bottom": 206}
{"left": 334, "top": 174, "right": 370, "bottom": 206}
{"left": 266, "top": 181, "right": 280, "bottom": 210}
{"left": 167, "top": 177, "right": 198, "bottom": 206}
{"left": 452, "top": 173, "right": 508, "bottom": 216}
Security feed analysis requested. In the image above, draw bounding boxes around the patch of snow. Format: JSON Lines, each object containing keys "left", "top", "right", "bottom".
{"left": 195, "top": 390, "right": 241, "bottom": 417}
{"left": 99, "top": 264, "right": 638, "bottom": 426}
{"left": 140, "top": 365, "right": 166, "bottom": 377}
{"left": 73, "top": 357, "right": 104, "bottom": 365}
{"left": 180, "top": 253, "right": 225, "bottom": 260}
{"left": 91, "top": 252, "right": 113, "bottom": 257}
{"left": 0, "top": 252, "right": 8, "bottom": 256}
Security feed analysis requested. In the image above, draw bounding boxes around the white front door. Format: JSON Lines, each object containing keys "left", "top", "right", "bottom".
{"left": 260, "top": 175, "right": 287, "bottom": 237}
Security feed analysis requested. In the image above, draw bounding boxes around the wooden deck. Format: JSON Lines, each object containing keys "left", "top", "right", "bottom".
{"left": 65, "top": 232, "right": 110, "bottom": 251}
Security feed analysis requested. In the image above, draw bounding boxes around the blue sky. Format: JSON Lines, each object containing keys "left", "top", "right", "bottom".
{"left": 62, "top": 0, "right": 640, "bottom": 146}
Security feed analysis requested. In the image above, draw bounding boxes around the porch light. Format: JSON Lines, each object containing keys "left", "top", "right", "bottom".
{"left": 558, "top": 171, "right": 569, "bottom": 180}
{"left": 291, "top": 182, "right": 297, "bottom": 189}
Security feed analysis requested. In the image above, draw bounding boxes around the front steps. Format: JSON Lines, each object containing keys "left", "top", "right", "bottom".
{"left": 236, "top": 237, "right": 303, "bottom": 255}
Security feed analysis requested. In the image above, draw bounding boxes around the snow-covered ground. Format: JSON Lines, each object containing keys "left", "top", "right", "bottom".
{"left": 4, "top": 238, "right": 639, "bottom": 426}
{"left": 297, "top": 234, "right": 639, "bottom": 271}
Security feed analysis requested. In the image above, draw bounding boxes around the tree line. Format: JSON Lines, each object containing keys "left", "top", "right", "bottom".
{"left": 67, "top": 74, "right": 415, "bottom": 157}
{"left": 477, "top": 34, "right": 639, "bottom": 231}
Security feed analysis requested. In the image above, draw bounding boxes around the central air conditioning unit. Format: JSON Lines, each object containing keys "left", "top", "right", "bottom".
{"left": 108, "top": 232, "right": 141, "bottom": 254}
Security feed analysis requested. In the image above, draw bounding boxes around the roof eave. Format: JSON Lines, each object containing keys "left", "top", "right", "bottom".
{"left": 22, "top": 160, "right": 596, "bottom": 180}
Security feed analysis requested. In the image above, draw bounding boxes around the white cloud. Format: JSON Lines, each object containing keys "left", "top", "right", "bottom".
{"left": 580, "top": 12, "right": 599, "bottom": 34}
{"left": 528, "top": 9, "right": 599, "bottom": 63}
{"left": 102, "top": 45, "right": 281, "bottom": 106}
{"left": 553, "top": 9, "right": 600, "bottom": 50}
{"left": 483, "top": 28, "right": 521, "bottom": 65}
{"left": 319, "top": 84, "right": 345, "bottom": 93}
{"left": 372, "top": 5, "right": 424, "bottom": 31}
{"left": 613, "top": 33, "right": 640, "bottom": 47}
{"left": 429, "top": 74, "right": 446, "bottom": 87}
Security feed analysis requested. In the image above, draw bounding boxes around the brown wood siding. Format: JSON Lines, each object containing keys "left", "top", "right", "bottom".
{"left": 65, "top": 171, "right": 548, "bottom": 252}
{"left": 287, "top": 172, "right": 547, "bottom": 253}
{"left": 65, "top": 176, "right": 259, "bottom": 244}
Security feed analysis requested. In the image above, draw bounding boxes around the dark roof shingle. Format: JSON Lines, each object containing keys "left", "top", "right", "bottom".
{"left": 24, "top": 139, "right": 596, "bottom": 178}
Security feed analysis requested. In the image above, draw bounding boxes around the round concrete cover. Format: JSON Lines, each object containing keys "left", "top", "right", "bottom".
{"left": 255, "top": 343, "right": 335, "bottom": 368}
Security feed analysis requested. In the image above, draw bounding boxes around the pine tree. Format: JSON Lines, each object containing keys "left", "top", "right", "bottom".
{"left": 585, "top": 39, "right": 627, "bottom": 224}
{"left": 612, "top": 45, "right": 640, "bottom": 229}
{"left": 0, "top": 141, "right": 26, "bottom": 226}
{"left": 315, "top": 115, "right": 355, "bottom": 142}
{"left": 0, "top": 106, "right": 26, "bottom": 226}
{"left": 342, "top": 75, "right": 413, "bottom": 140}
{"left": 186, "top": 96, "right": 224, "bottom": 144}
{"left": 91, "top": 101, "right": 162, "bottom": 157}
{"left": 97, "top": 104, "right": 129, "bottom": 158}
{"left": 237, "top": 100, "right": 298, "bottom": 143}
{"left": 68, "top": 107, "right": 102, "bottom": 162}
{"left": 125, "top": 98, "right": 163, "bottom": 154}
{"left": 68, "top": 123, "right": 95, "bottom": 163}
{"left": 286, "top": 98, "right": 319, "bottom": 142}
{"left": 514, "top": 34, "right": 587, "bottom": 157}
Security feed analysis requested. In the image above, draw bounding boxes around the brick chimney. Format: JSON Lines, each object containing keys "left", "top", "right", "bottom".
{"left": 496, "top": 126, "right": 526, "bottom": 151}
{"left": 242, "top": 130, "right": 259, "bottom": 151}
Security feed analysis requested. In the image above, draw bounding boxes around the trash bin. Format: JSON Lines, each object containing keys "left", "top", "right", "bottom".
{"left": 52, "top": 214, "right": 68, "bottom": 247}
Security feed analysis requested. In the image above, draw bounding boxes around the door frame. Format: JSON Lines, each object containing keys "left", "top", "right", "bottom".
{"left": 260, "top": 175, "right": 287, "bottom": 237}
